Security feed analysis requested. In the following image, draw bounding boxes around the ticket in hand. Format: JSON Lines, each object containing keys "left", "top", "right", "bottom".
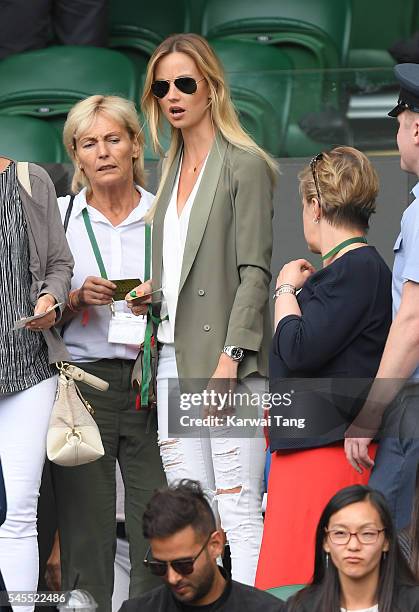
{"left": 110, "top": 278, "right": 142, "bottom": 301}
{"left": 13, "top": 302, "right": 64, "bottom": 330}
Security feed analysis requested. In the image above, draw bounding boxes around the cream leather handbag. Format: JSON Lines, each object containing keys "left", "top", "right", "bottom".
{"left": 47, "top": 363, "right": 109, "bottom": 467}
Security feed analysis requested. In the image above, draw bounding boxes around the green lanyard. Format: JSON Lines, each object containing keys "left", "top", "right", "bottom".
{"left": 321, "top": 236, "right": 367, "bottom": 262}
{"left": 82, "top": 207, "right": 108, "bottom": 279}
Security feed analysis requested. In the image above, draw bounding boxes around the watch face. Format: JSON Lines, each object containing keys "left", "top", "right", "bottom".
{"left": 231, "top": 347, "right": 244, "bottom": 361}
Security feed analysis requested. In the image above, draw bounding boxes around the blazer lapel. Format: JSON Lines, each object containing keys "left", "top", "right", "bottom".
{"left": 178, "top": 134, "right": 228, "bottom": 294}
{"left": 152, "top": 147, "right": 182, "bottom": 294}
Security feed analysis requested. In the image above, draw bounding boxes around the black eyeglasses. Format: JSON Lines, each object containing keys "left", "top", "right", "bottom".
{"left": 326, "top": 528, "right": 386, "bottom": 545}
{"left": 151, "top": 77, "right": 205, "bottom": 99}
{"left": 310, "top": 152, "right": 324, "bottom": 202}
{"left": 143, "top": 533, "right": 212, "bottom": 576}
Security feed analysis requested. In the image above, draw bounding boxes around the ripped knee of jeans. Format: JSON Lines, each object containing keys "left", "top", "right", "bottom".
{"left": 212, "top": 444, "right": 243, "bottom": 492}
{"left": 216, "top": 485, "right": 242, "bottom": 494}
{"left": 159, "top": 438, "right": 183, "bottom": 471}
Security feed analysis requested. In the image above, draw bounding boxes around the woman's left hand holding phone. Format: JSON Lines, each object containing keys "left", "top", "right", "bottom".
{"left": 26, "top": 293, "right": 58, "bottom": 331}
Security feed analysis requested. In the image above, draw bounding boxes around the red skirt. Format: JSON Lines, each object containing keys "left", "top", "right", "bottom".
{"left": 255, "top": 442, "right": 377, "bottom": 590}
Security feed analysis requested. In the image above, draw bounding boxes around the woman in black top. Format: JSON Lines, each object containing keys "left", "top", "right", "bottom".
{"left": 256, "top": 147, "right": 392, "bottom": 589}
{"left": 286, "top": 485, "right": 419, "bottom": 612}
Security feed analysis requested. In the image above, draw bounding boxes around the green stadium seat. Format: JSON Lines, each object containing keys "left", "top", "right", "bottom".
{"left": 210, "top": 40, "right": 293, "bottom": 156}
{"left": 141, "top": 116, "right": 171, "bottom": 162}
{"left": 413, "top": 0, "right": 419, "bottom": 33}
{"left": 0, "top": 115, "right": 65, "bottom": 163}
{"left": 202, "top": 0, "right": 352, "bottom": 66}
{"left": 0, "top": 46, "right": 140, "bottom": 155}
{"left": 189, "top": 0, "right": 207, "bottom": 34}
{"left": 267, "top": 584, "right": 306, "bottom": 600}
{"left": 109, "top": 0, "right": 191, "bottom": 62}
{"left": 0, "top": 46, "right": 139, "bottom": 118}
{"left": 349, "top": 0, "right": 415, "bottom": 71}
{"left": 204, "top": 0, "right": 351, "bottom": 156}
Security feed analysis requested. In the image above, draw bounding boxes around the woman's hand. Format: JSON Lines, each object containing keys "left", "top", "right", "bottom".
{"left": 204, "top": 353, "right": 238, "bottom": 417}
{"left": 26, "top": 294, "right": 57, "bottom": 331}
{"left": 125, "top": 280, "right": 153, "bottom": 316}
{"left": 73, "top": 276, "right": 116, "bottom": 308}
{"left": 276, "top": 259, "right": 316, "bottom": 290}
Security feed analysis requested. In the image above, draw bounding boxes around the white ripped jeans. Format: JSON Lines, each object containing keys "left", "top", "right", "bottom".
{"left": 156, "top": 344, "right": 265, "bottom": 586}
{"left": 0, "top": 376, "right": 57, "bottom": 612}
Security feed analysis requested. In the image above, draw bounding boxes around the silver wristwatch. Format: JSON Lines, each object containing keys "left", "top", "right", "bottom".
{"left": 223, "top": 345, "right": 245, "bottom": 362}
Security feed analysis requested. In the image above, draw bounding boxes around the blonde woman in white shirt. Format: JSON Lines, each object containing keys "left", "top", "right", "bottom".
{"left": 50, "top": 95, "right": 165, "bottom": 612}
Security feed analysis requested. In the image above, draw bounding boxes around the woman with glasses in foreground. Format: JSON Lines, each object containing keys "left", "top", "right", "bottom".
{"left": 127, "top": 33, "right": 276, "bottom": 585}
{"left": 256, "top": 147, "right": 392, "bottom": 589}
{"left": 286, "top": 485, "right": 419, "bottom": 611}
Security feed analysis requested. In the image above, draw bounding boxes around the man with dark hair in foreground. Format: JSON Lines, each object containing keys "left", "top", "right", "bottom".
{"left": 118, "top": 480, "right": 284, "bottom": 611}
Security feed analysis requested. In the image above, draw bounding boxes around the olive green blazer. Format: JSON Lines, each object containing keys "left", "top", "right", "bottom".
{"left": 152, "top": 134, "right": 274, "bottom": 380}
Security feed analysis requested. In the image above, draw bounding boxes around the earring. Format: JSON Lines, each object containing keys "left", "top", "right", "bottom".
{"left": 383, "top": 551, "right": 387, "bottom": 561}
{"left": 325, "top": 552, "right": 329, "bottom": 568}
{"left": 313, "top": 217, "right": 319, "bottom": 224}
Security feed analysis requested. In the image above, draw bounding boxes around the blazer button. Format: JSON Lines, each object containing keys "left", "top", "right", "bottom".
{"left": 203, "top": 324, "right": 211, "bottom": 332}
{"left": 198, "top": 289, "right": 205, "bottom": 296}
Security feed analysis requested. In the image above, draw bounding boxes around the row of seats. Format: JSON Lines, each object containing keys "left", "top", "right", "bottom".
{"left": 1, "top": 0, "right": 412, "bottom": 161}
{"left": 109, "top": 0, "right": 419, "bottom": 73}
{"left": 0, "top": 44, "right": 294, "bottom": 161}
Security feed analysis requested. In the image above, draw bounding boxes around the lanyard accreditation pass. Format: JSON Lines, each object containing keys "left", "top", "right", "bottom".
{"left": 82, "top": 207, "right": 115, "bottom": 315}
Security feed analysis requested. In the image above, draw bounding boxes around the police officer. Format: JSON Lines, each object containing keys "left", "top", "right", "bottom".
{"left": 345, "top": 63, "right": 419, "bottom": 529}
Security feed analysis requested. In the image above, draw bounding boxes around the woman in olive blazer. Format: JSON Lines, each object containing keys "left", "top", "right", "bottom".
{"left": 129, "top": 33, "right": 275, "bottom": 585}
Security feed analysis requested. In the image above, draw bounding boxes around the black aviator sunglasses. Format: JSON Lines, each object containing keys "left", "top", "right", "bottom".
{"left": 143, "top": 533, "right": 212, "bottom": 576}
{"left": 151, "top": 76, "right": 205, "bottom": 99}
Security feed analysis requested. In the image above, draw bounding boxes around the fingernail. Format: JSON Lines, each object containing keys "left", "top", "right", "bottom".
{"left": 129, "top": 290, "right": 137, "bottom": 297}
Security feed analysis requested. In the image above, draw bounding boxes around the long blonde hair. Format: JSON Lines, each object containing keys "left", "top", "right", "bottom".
{"left": 63, "top": 95, "right": 146, "bottom": 195}
{"left": 142, "top": 33, "right": 277, "bottom": 220}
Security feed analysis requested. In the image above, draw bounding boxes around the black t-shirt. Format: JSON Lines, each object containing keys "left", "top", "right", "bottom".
{"left": 176, "top": 578, "right": 232, "bottom": 611}
{"left": 119, "top": 569, "right": 284, "bottom": 612}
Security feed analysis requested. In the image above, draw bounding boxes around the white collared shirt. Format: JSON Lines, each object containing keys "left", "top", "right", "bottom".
{"left": 158, "top": 156, "right": 208, "bottom": 344}
{"left": 58, "top": 186, "right": 154, "bottom": 362}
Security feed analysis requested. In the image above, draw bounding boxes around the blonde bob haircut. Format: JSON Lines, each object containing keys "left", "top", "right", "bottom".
{"left": 63, "top": 94, "right": 146, "bottom": 195}
{"left": 142, "top": 33, "right": 277, "bottom": 220}
{"left": 299, "top": 146, "right": 379, "bottom": 231}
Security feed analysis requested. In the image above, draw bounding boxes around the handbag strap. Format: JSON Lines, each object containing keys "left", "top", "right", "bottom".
{"left": 144, "top": 223, "right": 151, "bottom": 281}
{"left": 17, "top": 161, "right": 32, "bottom": 196}
{"left": 141, "top": 223, "right": 155, "bottom": 407}
{"left": 64, "top": 195, "right": 75, "bottom": 233}
{"left": 140, "top": 223, "right": 167, "bottom": 408}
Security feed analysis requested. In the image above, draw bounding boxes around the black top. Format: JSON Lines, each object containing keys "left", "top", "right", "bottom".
{"left": 285, "top": 583, "right": 419, "bottom": 611}
{"left": 119, "top": 571, "right": 284, "bottom": 612}
{"left": 269, "top": 247, "right": 392, "bottom": 451}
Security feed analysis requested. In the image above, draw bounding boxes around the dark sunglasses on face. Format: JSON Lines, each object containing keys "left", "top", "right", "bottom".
{"left": 143, "top": 533, "right": 212, "bottom": 576}
{"left": 151, "top": 76, "right": 205, "bottom": 99}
